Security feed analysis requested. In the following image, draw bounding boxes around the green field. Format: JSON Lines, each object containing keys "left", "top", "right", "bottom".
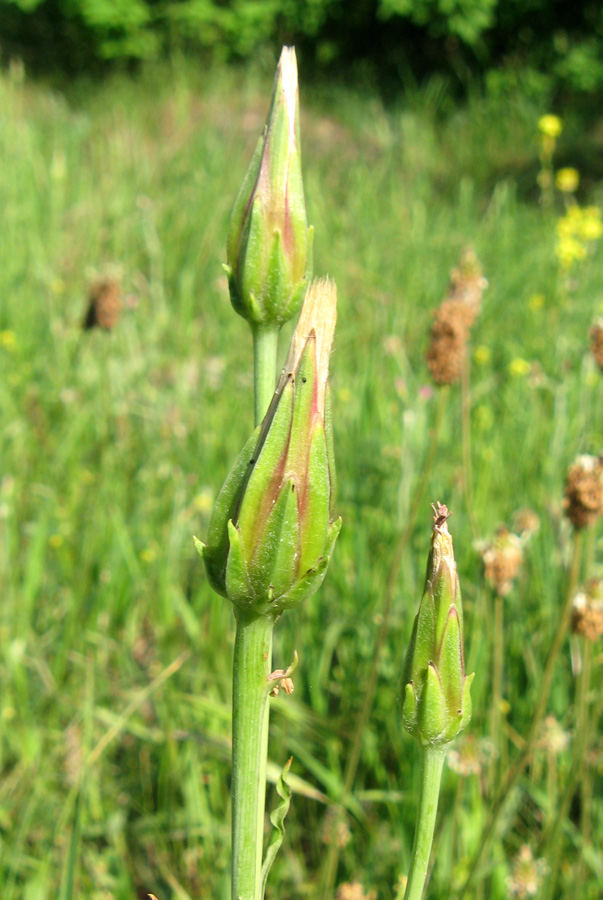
{"left": 0, "top": 59, "right": 602, "bottom": 899}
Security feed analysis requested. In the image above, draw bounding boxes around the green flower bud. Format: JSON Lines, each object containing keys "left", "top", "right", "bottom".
{"left": 401, "top": 503, "right": 474, "bottom": 747}
{"left": 225, "top": 46, "right": 313, "bottom": 329}
{"left": 198, "top": 278, "right": 341, "bottom": 615}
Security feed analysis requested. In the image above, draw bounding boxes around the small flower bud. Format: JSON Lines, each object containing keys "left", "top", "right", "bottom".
{"left": 226, "top": 46, "right": 313, "bottom": 329}
{"left": 198, "top": 278, "right": 341, "bottom": 615}
{"left": 401, "top": 503, "right": 474, "bottom": 747}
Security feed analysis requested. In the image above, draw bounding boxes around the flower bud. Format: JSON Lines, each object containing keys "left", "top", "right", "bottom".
{"left": 401, "top": 503, "right": 473, "bottom": 747}
{"left": 226, "top": 46, "right": 313, "bottom": 329}
{"left": 198, "top": 278, "right": 341, "bottom": 615}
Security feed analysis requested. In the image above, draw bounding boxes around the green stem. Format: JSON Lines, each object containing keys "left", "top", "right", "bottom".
{"left": 232, "top": 611, "right": 275, "bottom": 900}
{"left": 490, "top": 591, "right": 504, "bottom": 792}
{"left": 252, "top": 326, "right": 279, "bottom": 426}
{"left": 461, "top": 353, "right": 478, "bottom": 540}
{"left": 458, "top": 529, "right": 583, "bottom": 899}
{"left": 403, "top": 747, "right": 446, "bottom": 900}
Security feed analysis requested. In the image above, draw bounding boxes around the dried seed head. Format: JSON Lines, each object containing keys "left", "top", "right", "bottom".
{"left": 320, "top": 808, "right": 351, "bottom": 849}
{"left": 563, "top": 454, "right": 603, "bottom": 529}
{"left": 571, "top": 579, "right": 603, "bottom": 641}
{"left": 448, "top": 246, "right": 488, "bottom": 324}
{"left": 480, "top": 527, "right": 523, "bottom": 596}
{"left": 506, "top": 845, "right": 548, "bottom": 899}
{"left": 512, "top": 508, "right": 541, "bottom": 541}
{"left": 335, "top": 883, "right": 375, "bottom": 900}
{"left": 83, "top": 277, "right": 122, "bottom": 331}
{"left": 426, "top": 248, "right": 486, "bottom": 386}
{"left": 590, "top": 318, "right": 603, "bottom": 372}
{"left": 447, "top": 734, "right": 491, "bottom": 777}
{"left": 537, "top": 715, "right": 570, "bottom": 755}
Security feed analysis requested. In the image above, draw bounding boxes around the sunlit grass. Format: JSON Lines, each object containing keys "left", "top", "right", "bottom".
{"left": 0, "top": 61, "right": 602, "bottom": 899}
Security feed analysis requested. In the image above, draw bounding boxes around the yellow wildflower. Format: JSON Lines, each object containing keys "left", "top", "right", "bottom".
{"left": 474, "top": 345, "right": 491, "bottom": 365}
{"left": 528, "top": 293, "right": 545, "bottom": 310}
{"left": 555, "top": 167, "right": 579, "bottom": 193}
{"left": 577, "top": 207, "right": 603, "bottom": 242}
{"left": 0, "top": 330, "right": 17, "bottom": 350}
{"left": 538, "top": 114, "right": 562, "bottom": 138}
{"left": 508, "top": 358, "right": 531, "bottom": 377}
{"left": 556, "top": 235, "right": 587, "bottom": 269}
{"left": 49, "top": 534, "right": 64, "bottom": 549}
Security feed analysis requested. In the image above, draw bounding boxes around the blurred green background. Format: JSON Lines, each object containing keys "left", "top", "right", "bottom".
{"left": 1, "top": 4, "right": 603, "bottom": 900}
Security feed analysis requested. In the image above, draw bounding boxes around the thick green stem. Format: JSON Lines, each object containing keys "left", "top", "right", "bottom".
{"left": 403, "top": 747, "right": 446, "bottom": 900}
{"left": 252, "top": 326, "right": 279, "bottom": 426}
{"left": 232, "top": 611, "right": 274, "bottom": 900}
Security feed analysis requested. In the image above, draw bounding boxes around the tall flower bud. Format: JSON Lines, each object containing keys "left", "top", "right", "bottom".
{"left": 226, "top": 46, "right": 313, "bottom": 329}
{"left": 198, "top": 278, "right": 341, "bottom": 615}
{"left": 401, "top": 504, "right": 474, "bottom": 746}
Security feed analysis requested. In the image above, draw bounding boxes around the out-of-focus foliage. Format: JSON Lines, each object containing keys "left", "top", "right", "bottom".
{"left": 2, "top": 0, "right": 603, "bottom": 95}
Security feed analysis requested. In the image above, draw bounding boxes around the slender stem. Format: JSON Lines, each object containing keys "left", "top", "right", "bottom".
{"left": 490, "top": 591, "right": 504, "bottom": 792}
{"left": 252, "top": 326, "right": 279, "bottom": 426}
{"left": 403, "top": 747, "right": 446, "bottom": 900}
{"left": 232, "top": 611, "right": 274, "bottom": 900}
{"left": 540, "top": 639, "right": 592, "bottom": 900}
{"left": 458, "top": 530, "right": 583, "bottom": 899}
{"left": 319, "top": 387, "right": 448, "bottom": 899}
{"left": 461, "top": 354, "right": 478, "bottom": 540}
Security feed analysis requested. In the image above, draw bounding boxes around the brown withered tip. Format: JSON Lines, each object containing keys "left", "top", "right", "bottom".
{"left": 82, "top": 277, "right": 122, "bottom": 331}
{"left": 431, "top": 501, "right": 451, "bottom": 529}
{"left": 563, "top": 454, "right": 603, "bottom": 529}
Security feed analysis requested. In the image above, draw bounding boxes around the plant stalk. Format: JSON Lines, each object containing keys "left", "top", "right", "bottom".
{"left": 403, "top": 747, "right": 446, "bottom": 900}
{"left": 490, "top": 591, "right": 504, "bottom": 792}
{"left": 252, "top": 325, "right": 279, "bottom": 425}
{"left": 232, "top": 611, "right": 275, "bottom": 900}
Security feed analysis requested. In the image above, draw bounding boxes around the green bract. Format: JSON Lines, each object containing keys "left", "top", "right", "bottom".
{"left": 225, "top": 46, "right": 313, "bottom": 329}
{"left": 401, "top": 504, "right": 474, "bottom": 747}
{"left": 199, "top": 278, "right": 340, "bottom": 616}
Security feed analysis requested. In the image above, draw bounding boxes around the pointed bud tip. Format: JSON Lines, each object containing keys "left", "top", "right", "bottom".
{"left": 278, "top": 47, "right": 298, "bottom": 130}
{"left": 286, "top": 277, "right": 337, "bottom": 409}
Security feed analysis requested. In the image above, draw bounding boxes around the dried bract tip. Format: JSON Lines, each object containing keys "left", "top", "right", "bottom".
{"left": 479, "top": 526, "right": 523, "bottom": 596}
{"left": 571, "top": 579, "right": 603, "bottom": 641}
{"left": 432, "top": 501, "right": 451, "bottom": 529}
{"left": 83, "top": 277, "right": 122, "bottom": 331}
{"left": 590, "top": 318, "right": 603, "bottom": 372}
{"left": 563, "top": 454, "right": 603, "bottom": 529}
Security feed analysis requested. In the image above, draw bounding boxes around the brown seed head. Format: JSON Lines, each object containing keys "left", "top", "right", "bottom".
{"left": 427, "top": 248, "right": 486, "bottom": 386}
{"left": 537, "top": 715, "right": 570, "bottom": 755}
{"left": 335, "top": 883, "right": 375, "bottom": 900}
{"left": 507, "top": 845, "right": 548, "bottom": 899}
{"left": 512, "top": 508, "right": 541, "bottom": 541}
{"left": 590, "top": 318, "right": 603, "bottom": 372}
{"left": 563, "top": 454, "right": 603, "bottom": 529}
{"left": 480, "top": 526, "right": 523, "bottom": 596}
{"left": 83, "top": 277, "right": 122, "bottom": 331}
{"left": 571, "top": 579, "right": 603, "bottom": 641}
{"left": 448, "top": 246, "right": 488, "bottom": 325}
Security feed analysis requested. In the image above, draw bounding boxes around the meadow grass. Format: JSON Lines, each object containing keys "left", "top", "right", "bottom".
{"left": 0, "top": 59, "right": 602, "bottom": 899}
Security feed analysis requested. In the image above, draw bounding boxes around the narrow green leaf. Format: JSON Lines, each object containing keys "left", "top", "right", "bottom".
{"left": 260, "top": 757, "right": 293, "bottom": 899}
